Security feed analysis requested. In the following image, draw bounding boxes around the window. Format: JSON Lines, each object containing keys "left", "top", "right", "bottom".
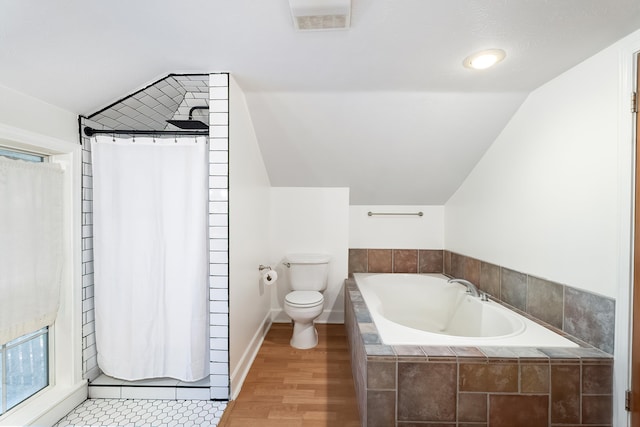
{"left": 0, "top": 328, "right": 48, "bottom": 415}
{"left": 0, "top": 148, "right": 50, "bottom": 415}
{"left": 0, "top": 122, "right": 84, "bottom": 427}
{"left": 0, "top": 148, "right": 44, "bottom": 163}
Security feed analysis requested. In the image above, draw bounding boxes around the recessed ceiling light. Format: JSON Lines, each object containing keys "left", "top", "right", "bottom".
{"left": 463, "top": 49, "right": 506, "bottom": 70}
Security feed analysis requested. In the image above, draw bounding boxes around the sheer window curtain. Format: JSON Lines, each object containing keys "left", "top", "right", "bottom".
{"left": 92, "top": 135, "right": 208, "bottom": 382}
{"left": 0, "top": 156, "right": 64, "bottom": 345}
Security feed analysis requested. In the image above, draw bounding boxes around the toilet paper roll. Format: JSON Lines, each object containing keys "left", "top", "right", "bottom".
{"left": 262, "top": 269, "right": 278, "bottom": 286}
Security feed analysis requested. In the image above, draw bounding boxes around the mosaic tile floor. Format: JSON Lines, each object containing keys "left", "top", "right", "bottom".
{"left": 53, "top": 399, "right": 227, "bottom": 427}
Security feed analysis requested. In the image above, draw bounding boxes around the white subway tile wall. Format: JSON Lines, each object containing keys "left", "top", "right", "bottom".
{"left": 86, "top": 375, "right": 212, "bottom": 400}
{"left": 80, "top": 73, "right": 230, "bottom": 399}
{"left": 81, "top": 118, "right": 100, "bottom": 382}
{"left": 208, "top": 73, "right": 229, "bottom": 399}
{"left": 89, "top": 75, "right": 210, "bottom": 132}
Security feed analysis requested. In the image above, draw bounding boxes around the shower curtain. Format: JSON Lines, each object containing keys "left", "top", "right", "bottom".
{"left": 92, "top": 135, "right": 208, "bottom": 381}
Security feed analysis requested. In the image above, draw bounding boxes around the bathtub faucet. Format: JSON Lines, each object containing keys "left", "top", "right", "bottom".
{"left": 447, "top": 278, "right": 481, "bottom": 298}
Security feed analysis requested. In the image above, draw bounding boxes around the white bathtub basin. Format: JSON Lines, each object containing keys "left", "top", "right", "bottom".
{"left": 354, "top": 273, "right": 579, "bottom": 347}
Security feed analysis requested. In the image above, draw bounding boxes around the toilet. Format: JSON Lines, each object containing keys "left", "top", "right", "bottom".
{"left": 283, "top": 253, "right": 331, "bottom": 349}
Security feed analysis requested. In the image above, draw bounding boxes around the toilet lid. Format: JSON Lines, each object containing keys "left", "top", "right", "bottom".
{"left": 285, "top": 291, "right": 323, "bottom": 307}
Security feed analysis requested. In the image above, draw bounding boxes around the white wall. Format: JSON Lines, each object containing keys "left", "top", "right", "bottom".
{"left": 246, "top": 91, "right": 528, "bottom": 205}
{"left": 445, "top": 36, "right": 621, "bottom": 299}
{"left": 445, "top": 29, "right": 640, "bottom": 426}
{"left": 349, "top": 205, "right": 444, "bottom": 249}
{"left": 269, "top": 187, "right": 350, "bottom": 323}
{"left": 0, "top": 83, "right": 78, "bottom": 143}
{"left": 228, "top": 76, "right": 272, "bottom": 398}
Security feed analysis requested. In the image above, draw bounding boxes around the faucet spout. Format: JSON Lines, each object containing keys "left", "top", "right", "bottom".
{"left": 447, "top": 278, "right": 480, "bottom": 298}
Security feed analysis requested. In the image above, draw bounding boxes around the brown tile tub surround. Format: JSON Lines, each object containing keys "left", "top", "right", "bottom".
{"left": 345, "top": 278, "right": 614, "bottom": 427}
{"left": 442, "top": 251, "right": 615, "bottom": 354}
{"left": 349, "top": 248, "right": 615, "bottom": 352}
{"left": 348, "top": 248, "right": 444, "bottom": 276}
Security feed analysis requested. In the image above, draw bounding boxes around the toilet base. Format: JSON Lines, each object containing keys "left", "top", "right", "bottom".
{"left": 290, "top": 321, "right": 318, "bottom": 349}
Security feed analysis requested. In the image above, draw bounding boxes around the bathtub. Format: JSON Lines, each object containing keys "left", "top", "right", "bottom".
{"left": 353, "top": 273, "right": 578, "bottom": 347}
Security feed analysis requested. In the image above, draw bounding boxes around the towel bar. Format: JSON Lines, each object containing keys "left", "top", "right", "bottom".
{"left": 367, "top": 211, "right": 423, "bottom": 217}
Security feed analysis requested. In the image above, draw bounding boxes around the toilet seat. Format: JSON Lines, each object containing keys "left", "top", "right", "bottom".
{"left": 285, "top": 291, "right": 323, "bottom": 308}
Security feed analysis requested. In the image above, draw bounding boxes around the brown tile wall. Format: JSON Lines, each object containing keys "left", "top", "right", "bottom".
{"left": 349, "top": 248, "right": 443, "bottom": 276}
{"left": 349, "top": 249, "right": 615, "bottom": 354}
{"left": 442, "top": 251, "right": 615, "bottom": 354}
{"left": 345, "top": 279, "right": 614, "bottom": 427}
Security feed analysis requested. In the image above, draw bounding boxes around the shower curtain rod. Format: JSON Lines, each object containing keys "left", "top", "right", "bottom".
{"left": 84, "top": 127, "right": 209, "bottom": 137}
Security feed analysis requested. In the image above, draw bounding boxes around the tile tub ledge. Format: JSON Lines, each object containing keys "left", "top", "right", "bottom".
{"left": 344, "top": 277, "right": 613, "bottom": 427}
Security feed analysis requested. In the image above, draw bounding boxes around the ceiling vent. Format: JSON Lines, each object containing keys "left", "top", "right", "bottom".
{"left": 289, "top": 0, "right": 351, "bottom": 31}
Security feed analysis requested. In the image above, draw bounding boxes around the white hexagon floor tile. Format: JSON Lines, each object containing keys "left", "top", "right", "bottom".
{"left": 53, "top": 399, "right": 227, "bottom": 427}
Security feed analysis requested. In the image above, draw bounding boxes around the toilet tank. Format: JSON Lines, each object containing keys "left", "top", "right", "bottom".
{"left": 286, "top": 253, "right": 331, "bottom": 292}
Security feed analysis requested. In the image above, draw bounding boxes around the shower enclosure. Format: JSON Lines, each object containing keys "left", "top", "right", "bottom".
{"left": 79, "top": 74, "right": 230, "bottom": 400}
{"left": 92, "top": 135, "right": 209, "bottom": 382}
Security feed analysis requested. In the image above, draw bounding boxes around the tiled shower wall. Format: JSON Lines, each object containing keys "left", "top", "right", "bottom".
{"left": 80, "top": 117, "right": 101, "bottom": 382}
{"left": 348, "top": 248, "right": 615, "bottom": 354}
{"left": 88, "top": 75, "right": 210, "bottom": 131}
{"left": 80, "top": 73, "right": 230, "bottom": 399}
{"left": 208, "top": 73, "right": 230, "bottom": 399}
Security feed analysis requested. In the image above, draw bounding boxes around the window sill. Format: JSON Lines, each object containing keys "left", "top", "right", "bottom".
{"left": 0, "top": 380, "right": 87, "bottom": 426}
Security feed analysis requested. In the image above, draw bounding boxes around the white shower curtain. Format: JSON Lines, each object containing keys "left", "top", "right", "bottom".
{"left": 92, "top": 135, "right": 208, "bottom": 381}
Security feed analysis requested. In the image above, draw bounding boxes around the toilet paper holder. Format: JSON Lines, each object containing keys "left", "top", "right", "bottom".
{"left": 258, "top": 264, "right": 271, "bottom": 271}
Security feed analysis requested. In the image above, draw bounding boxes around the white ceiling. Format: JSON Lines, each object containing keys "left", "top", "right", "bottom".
{"left": 1, "top": 0, "right": 639, "bottom": 204}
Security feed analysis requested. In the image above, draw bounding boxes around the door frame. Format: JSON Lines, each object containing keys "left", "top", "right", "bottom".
{"left": 618, "top": 32, "right": 640, "bottom": 427}
{"left": 631, "top": 52, "right": 640, "bottom": 427}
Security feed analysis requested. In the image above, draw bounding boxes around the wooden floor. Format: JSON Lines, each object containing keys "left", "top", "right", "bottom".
{"left": 218, "top": 323, "right": 361, "bottom": 427}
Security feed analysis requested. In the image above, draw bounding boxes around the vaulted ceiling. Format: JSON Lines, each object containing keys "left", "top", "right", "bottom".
{"left": 1, "top": 0, "right": 639, "bottom": 204}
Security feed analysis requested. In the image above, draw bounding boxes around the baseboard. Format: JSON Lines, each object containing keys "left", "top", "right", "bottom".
{"left": 271, "top": 308, "right": 344, "bottom": 324}
{"left": 271, "top": 308, "right": 290, "bottom": 323}
{"left": 323, "top": 309, "right": 345, "bottom": 323}
{"left": 229, "top": 312, "right": 272, "bottom": 400}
